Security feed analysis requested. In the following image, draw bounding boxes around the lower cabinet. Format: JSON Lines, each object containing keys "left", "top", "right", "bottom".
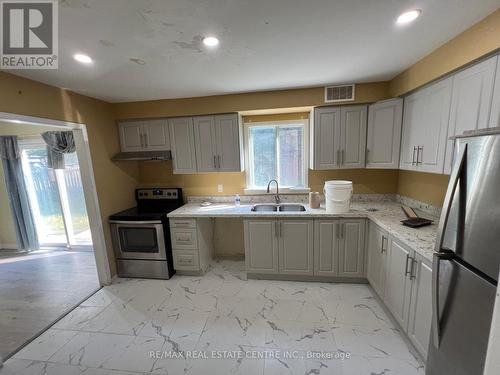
{"left": 384, "top": 238, "right": 413, "bottom": 329}
{"left": 371, "top": 235, "right": 433, "bottom": 361}
{"left": 407, "top": 253, "right": 433, "bottom": 359}
{"left": 279, "top": 219, "right": 314, "bottom": 275}
{"left": 170, "top": 218, "right": 212, "bottom": 274}
{"left": 245, "top": 218, "right": 365, "bottom": 278}
{"left": 366, "top": 222, "right": 388, "bottom": 297}
{"left": 244, "top": 219, "right": 279, "bottom": 274}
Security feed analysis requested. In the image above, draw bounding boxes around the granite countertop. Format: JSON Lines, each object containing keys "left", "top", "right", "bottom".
{"left": 168, "top": 201, "right": 439, "bottom": 261}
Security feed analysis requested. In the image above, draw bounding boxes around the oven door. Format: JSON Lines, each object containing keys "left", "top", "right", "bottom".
{"left": 110, "top": 221, "right": 167, "bottom": 260}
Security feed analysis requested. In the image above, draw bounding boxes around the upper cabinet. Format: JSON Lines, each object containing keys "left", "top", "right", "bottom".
{"left": 194, "top": 113, "right": 243, "bottom": 173}
{"left": 400, "top": 77, "right": 452, "bottom": 174}
{"left": 366, "top": 99, "right": 403, "bottom": 169}
{"left": 168, "top": 117, "right": 198, "bottom": 174}
{"left": 311, "top": 105, "right": 367, "bottom": 170}
{"left": 444, "top": 55, "right": 498, "bottom": 174}
{"left": 491, "top": 56, "right": 500, "bottom": 128}
{"left": 119, "top": 119, "right": 170, "bottom": 152}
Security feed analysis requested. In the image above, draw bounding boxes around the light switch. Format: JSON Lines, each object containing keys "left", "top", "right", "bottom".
{"left": 217, "top": 184, "right": 223, "bottom": 193}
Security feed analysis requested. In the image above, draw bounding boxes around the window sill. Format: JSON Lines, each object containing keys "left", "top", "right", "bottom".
{"left": 244, "top": 188, "right": 311, "bottom": 195}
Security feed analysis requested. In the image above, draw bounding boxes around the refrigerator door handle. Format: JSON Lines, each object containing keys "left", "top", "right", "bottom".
{"left": 432, "top": 251, "right": 454, "bottom": 348}
{"left": 434, "top": 144, "right": 467, "bottom": 253}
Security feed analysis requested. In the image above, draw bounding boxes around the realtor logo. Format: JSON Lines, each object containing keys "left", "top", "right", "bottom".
{"left": 1, "top": 0, "right": 58, "bottom": 69}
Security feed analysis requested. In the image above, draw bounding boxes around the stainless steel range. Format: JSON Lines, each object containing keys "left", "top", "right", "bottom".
{"left": 109, "top": 188, "right": 183, "bottom": 279}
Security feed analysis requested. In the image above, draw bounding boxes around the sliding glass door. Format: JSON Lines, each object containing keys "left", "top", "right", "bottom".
{"left": 19, "top": 139, "right": 92, "bottom": 249}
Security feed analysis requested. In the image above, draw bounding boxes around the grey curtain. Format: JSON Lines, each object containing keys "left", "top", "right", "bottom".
{"left": 41, "top": 131, "right": 76, "bottom": 169}
{"left": 0, "top": 136, "right": 39, "bottom": 250}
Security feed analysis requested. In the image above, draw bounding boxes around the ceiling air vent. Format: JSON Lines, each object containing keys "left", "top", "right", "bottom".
{"left": 324, "top": 84, "right": 355, "bottom": 103}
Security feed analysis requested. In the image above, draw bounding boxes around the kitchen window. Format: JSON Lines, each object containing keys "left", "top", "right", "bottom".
{"left": 244, "top": 120, "right": 309, "bottom": 192}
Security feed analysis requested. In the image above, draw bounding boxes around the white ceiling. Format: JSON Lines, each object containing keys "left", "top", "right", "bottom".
{"left": 6, "top": 0, "right": 500, "bottom": 102}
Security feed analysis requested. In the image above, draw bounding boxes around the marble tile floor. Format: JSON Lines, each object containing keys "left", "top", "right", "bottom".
{"left": 0, "top": 250, "right": 100, "bottom": 359}
{"left": 1, "top": 260, "right": 425, "bottom": 375}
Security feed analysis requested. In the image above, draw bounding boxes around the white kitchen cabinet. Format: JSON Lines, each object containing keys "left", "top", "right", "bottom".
{"left": 278, "top": 219, "right": 314, "bottom": 275}
{"left": 311, "top": 105, "right": 367, "bottom": 170}
{"left": 366, "top": 99, "right": 403, "bottom": 169}
{"left": 193, "top": 116, "right": 217, "bottom": 172}
{"left": 313, "top": 219, "right": 340, "bottom": 277}
{"left": 168, "top": 117, "right": 197, "bottom": 174}
{"left": 119, "top": 119, "right": 170, "bottom": 152}
{"left": 339, "top": 105, "right": 367, "bottom": 169}
{"left": 384, "top": 238, "right": 413, "bottom": 329}
{"left": 311, "top": 106, "right": 341, "bottom": 169}
{"left": 444, "top": 55, "right": 498, "bottom": 174}
{"left": 407, "top": 253, "right": 433, "bottom": 360}
{"left": 244, "top": 219, "right": 279, "bottom": 274}
{"left": 193, "top": 113, "right": 242, "bottom": 173}
{"left": 400, "top": 77, "right": 452, "bottom": 173}
{"left": 366, "top": 222, "right": 389, "bottom": 297}
{"left": 338, "top": 219, "right": 365, "bottom": 278}
{"left": 490, "top": 56, "right": 500, "bottom": 128}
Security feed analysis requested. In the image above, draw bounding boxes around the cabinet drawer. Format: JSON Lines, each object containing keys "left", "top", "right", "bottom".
{"left": 170, "top": 228, "right": 198, "bottom": 249}
{"left": 170, "top": 219, "right": 196, "bottom": 228}
{"left": 173, "top": 250, "right": 200, "bottom": 271}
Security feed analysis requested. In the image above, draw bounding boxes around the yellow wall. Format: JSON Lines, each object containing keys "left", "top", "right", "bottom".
{"left": 397, "top": 171, "right": 449, "bottom": 207}
{"left": 0, "top": 72, "right": 139, "bottom": 273}
{"left": 390, "top": 9, "right": 500, "bottom": 97}
{"left": 113, "top": 82, "right": 390, "bottom": 120}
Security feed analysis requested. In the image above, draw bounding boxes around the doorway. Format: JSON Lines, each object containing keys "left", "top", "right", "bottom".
{"left": 19, "top": 139, "right": 93, "bottom": 249}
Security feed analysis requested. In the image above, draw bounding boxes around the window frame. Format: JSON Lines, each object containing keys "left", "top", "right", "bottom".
{"left": 243, "top": 119, "right": 309, "bottom": 193}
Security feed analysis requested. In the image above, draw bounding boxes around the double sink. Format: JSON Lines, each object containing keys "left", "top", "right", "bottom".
{"left": 251, "top": 204, "right": 306, "bottom": 212}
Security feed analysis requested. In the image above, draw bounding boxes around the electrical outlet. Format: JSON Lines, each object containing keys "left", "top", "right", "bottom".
{"left": 217, "top": 184, "right": 223, "bottom": 193}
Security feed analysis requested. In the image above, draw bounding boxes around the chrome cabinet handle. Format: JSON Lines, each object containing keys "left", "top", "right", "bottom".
{"left": 213, "top": 155, "right": 217, "bottom": 169}
{"left": 380, "top": 235, "right": 386, "bottom": 253}
{"left": 412, "top": 146, "right": 417, "bottom": 165}
{"left": 410, "top": 258, "right": 418, "bottom": 279}
{"left": 217, "top": 155, "right": 221, "bottom": 169}
{"left": 416, "top": 146, "right": 423, "bottom": 165}
{"left": 405, "top": 254, "right": 412, "bottom": 277}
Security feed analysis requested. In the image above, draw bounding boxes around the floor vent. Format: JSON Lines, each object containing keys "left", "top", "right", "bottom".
{"left": 324, "top": 84, "right": 355, "bottom": 103}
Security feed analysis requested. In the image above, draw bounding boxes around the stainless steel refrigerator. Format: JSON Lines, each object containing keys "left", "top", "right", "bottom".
{"left": 427, "top": 130, "right": 500, "bottom": 375}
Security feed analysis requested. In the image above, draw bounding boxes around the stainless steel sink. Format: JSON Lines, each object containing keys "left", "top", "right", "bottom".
{"left": 278, "top": 204, "right": 306, "bottom": 212}
{"left": 251, "top": 204, "right": 278, "bottom": 212}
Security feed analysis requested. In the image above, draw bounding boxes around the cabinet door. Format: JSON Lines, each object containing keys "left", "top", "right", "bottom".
{"left": 215, "top": 114, "right": 242, "bottom": 172}
{"left": 444, "top": 56, "right": 497, "bottom": 174}
{"left": 279, "top": 219, "right": 314, "bottom": 275}
{"left": 338, "top": 219, "right": 365, "bottom": 278}
{"left": 400, "top": 92, "right": 426, "bottom": 171}
{"left": 417, "top": 77, "right": 453, "bottom": 173}
{"left": 143, "top": 119, "right": 170, "bottom": 151}
{"left": 193, "top": 116, "right": 217, "bottom": 172}
{"left": 367, "top": 99, "right": 403, "bottom": 169}
{"left": 312, "top": 107, "right": 341, "bottom": 169}
{"left": 119, "top": 121, "right": 144, "bottom": 152}
{"left": 384, "top": 239, "right": 413, "bottom": 330}
{"left": 244, "top": 220, "right": 279, "bottom": 274}
{"left": 490, "top": 56, "right": 500, "bottom": 128}
{"left": 168, "top": 117, "right": 197, "bottom": 174}
{"left": 366, "top": 222, "right": 388, "bottom": 297}
{"left": 339, "top": 105, "right": 367, "bottom": 169}
{"left": 407, "top": 254, "right": 433, "bottom": 360}
{"left": 313, "top": 219, "right": 339, "bottom": 277}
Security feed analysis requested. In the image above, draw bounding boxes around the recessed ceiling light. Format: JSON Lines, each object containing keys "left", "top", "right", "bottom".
{"left": 73, "top": 53, "right": 93, "bottom": 64}
{"left": 396, "top": 9, "right": 422, "bottom": 25}
{"left": 202, "top": 36, "right": 219, "bottom": 47}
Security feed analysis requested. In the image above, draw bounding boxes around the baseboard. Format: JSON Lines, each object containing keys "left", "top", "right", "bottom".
{"left": 247, "top": 273, "right": 368, "bottom": 283}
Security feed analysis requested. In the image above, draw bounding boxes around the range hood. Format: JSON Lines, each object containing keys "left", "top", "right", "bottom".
{"left": 112, "top": 150, "right": 172, "bottom": 161}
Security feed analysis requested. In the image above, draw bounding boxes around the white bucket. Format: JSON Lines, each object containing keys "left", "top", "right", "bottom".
{"left": 324, "top": 180, "right": 353, "bottom": 214}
